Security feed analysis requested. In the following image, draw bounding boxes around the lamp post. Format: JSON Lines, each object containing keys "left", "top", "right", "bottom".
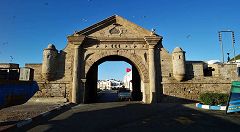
{"left": 81, "top": 78, "right": 87, "bottom": 104}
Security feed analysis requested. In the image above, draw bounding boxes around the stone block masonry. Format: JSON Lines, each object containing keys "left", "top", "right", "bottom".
{"left": 25, "top": 15, "right": 240, "bottom": 104}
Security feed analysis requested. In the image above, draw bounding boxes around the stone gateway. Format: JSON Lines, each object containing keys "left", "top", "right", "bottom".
{"left": 26, "top": 15, "right": 240, "bottom": 104}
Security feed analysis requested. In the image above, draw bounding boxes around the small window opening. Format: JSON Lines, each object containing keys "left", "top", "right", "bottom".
{"left": 204, "top": 67, "right": 215, "bottom": 76}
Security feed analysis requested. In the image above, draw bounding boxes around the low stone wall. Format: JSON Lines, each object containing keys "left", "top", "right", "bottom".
{"left": 33, "top": 80, "right": 232, "bottom": 103}
{"left": 34, "top": 82, "right": 71, "bottom": 99}
{"left": 162, "top": 82, "right": 231, "bottom": 103}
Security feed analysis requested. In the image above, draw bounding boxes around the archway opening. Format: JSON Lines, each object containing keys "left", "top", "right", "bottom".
{"left": 85, "top": 55, "right": 143, "bottom": 103}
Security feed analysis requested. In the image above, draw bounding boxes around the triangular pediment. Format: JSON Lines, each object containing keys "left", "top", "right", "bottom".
{"left": 75, "top": 15, "right": 153, "bottom": 38}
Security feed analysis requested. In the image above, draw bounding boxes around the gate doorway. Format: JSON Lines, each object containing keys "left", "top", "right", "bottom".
{"left": 85, "top": 55, "right": 142, "bottom": 103}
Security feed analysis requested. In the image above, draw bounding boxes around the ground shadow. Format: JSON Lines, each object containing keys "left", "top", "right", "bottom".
{"left": 161, "top": 95, "right": 198, "bottom": 104}
{"left": 17, "top": 101, "right": 240, "bottom": 132}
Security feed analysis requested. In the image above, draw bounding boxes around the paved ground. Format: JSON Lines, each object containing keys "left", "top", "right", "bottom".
{"left": 97, "top": 90, "right": 118, "bottom": 102}
{"left": 0, "top": 98, "right": 66, "bottom": 131}
{"left": 12, "top": 101, "right": 240, "bottom": 132}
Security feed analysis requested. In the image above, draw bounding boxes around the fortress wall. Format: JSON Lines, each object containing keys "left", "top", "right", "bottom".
{"left": 25, "top": 63, "right": 72, "bottom": 99}
{"left": 161, "top": 61, "right": 240, "bottom": 103}
{"left": 160, "top": 48, "right": 173, "bottom": 78}
{"left": 25, "top": 64, "right": 42, "bottom": 81}
{"left": 185, "top": 62, "right": 204, "bottom": 79}
{"left": 218, "top": 64, "right": 239, "bottom": 79}
{"left": 162, "top": 81, "right": 231, "bottom": 102}
{"left": 24, "top": 43, "right": 75, "bottom": 100}
{"left": 33, "top": 82, "right": 71, "bottom": 98}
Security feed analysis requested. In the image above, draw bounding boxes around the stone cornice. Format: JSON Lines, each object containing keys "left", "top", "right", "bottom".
{"left": 67, "top": 35, "right": 86, "bottom": 45}
{"left": 144, "top": 36, "right": 162, "bottom": 48}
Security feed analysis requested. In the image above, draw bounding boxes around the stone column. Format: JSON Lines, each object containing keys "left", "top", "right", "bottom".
{"left": 148, "top": 45, "right": 156, "bottom": 103}
{"left": 68, "top": 35, "right": 85, "bottom": 104}
{"left": 144, "top": 36, "right": 161, "bottom": 103}
{"left": 72, "top": 45, "right": 80, "bottom": 103}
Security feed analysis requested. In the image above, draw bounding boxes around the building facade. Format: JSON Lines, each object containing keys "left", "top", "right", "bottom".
{"left": 123, "top": 70, "right": 132, "bottom": 90}
{"left": 97, "top": 79, "right": 123, "bottom": 90}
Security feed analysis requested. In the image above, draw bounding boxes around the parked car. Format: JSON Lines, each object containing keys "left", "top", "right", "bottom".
{"left": 118, "top": 88, "right": 132, "bottom": 101}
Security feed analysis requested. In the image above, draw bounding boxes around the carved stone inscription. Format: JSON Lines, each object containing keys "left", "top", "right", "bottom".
{"left": 84, "top": 41, "right": 147, "bottom": 49}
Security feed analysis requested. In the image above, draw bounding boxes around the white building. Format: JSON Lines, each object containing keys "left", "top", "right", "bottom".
{"left": 123, "top": 70, "right": 132, "bottom": 90}
{"left": 97, "top": 79, "right": 123, "bottom": 90}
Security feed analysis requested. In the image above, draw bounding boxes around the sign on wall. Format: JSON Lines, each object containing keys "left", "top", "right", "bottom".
{"left": 226, "top": 81, "right": 240, "bottom": 113}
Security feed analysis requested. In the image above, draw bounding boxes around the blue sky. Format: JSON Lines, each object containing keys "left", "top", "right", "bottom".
{"left": 0, "top": 0, "right": 240, "bottom": 80}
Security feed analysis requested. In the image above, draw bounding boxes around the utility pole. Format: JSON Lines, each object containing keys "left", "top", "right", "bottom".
{"left": 218, "top": 30, "right": 236, "bottom": 63}
{"left": 218, "top": 32, "right": 224, "bottom": 63}
{"left": 232, "top": 31, "right": 236, "bottom": 62}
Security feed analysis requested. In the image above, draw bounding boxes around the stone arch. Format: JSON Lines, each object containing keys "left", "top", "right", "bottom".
{"left": 85, "top": 50, "right": 149, "bottom": 83}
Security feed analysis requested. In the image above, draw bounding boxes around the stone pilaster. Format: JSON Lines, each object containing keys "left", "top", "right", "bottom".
{"left": 148, "top": 46, "right": 156, "bottom": 103}
{"left": 68, "top": 35, "right": 85, "bottom": 104}
{"left": 144, "top": 36, "right": 161, "bottom": 103}
{"left": 72, "top": 45, "right": 80, "bottom": 103}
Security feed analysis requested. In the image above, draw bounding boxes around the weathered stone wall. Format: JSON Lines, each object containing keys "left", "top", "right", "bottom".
{"left": 25, "top": 43, "right": 75, "bottom": 100}
{"left": 160, "top": 48, "right": 173, "bottom": 81}
{"left": 25, "top": 63, "right": 71, "bottom": 99}
{"left": 217, "top": 64, "right": 239, "bottom": 79}
{"left": 185, "top": 61, "right": 204, "bottom": 79}
{"left": 161, "top": 63, "right": 240, "bottom": 102}
{"left": 34, "top": 82, "right": 70, "bottom": 98}
{"left": 162, "top": 78, "right": 232, "bottom": 102}
{"left": 28, "top": 43, "right": 240, "bottom": 103}
{"left": 58, "top": 43, "right": 75, "bottom": 82}
{"left": 160, "top": 52, "right": 240, "bottom": 103}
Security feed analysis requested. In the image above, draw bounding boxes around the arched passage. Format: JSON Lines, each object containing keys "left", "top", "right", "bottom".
{"left": 85, "top": 55, "right": 143, "bottom": 103}
{"left": 85, "top": 50, "right": 149, "bottom": 83}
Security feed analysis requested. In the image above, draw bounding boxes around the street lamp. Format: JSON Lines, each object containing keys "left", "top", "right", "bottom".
{"left": 81, "top": 78, "right": 87, "bottom": 104}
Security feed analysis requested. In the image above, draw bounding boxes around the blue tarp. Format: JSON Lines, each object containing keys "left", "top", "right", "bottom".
{"left": 0, "top": 81, "right": 39, "bottom": 108}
